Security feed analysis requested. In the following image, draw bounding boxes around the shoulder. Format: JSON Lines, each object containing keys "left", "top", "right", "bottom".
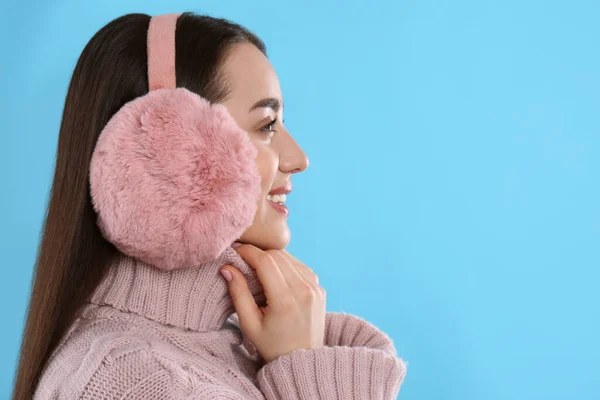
{"left": 34, "top": 305, "right": 182, "bottom": 399}
{"left": 35, "top": 305, "right": 255, "bottom": 400}
{"left": 36, "top": 334, "right": 249, "bottom": 399}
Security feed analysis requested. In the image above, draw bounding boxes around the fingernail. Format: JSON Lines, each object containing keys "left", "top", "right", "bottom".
{"left": 232, "top": 242, "right": 242, "bottom": 249}
{"left": 220, "top": 268, "right": 233, "bottom": 282}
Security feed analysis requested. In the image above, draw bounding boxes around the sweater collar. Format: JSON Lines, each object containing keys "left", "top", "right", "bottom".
{"left": 88, "top": 246, "right": 266, "bottom": 333}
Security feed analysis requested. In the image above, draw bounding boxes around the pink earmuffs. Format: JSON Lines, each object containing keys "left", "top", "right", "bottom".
{"left": 89, "top": 13, "right": 261, "bottom": 270}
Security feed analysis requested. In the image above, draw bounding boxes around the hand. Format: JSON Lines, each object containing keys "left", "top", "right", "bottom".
{"left": 220, "top": 245, "right": 326, "bottom": 363}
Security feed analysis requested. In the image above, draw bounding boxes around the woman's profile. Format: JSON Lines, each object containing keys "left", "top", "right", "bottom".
{"left": 12, "top": 12, "right": 406, "bottom": 399}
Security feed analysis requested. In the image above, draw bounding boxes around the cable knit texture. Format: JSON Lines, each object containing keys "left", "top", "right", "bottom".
{"left": 33, "top": 247, "right": 407, "bottom": 399}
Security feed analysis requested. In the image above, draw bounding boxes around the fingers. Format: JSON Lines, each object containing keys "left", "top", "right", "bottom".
{"left": 232, "top": 245, "right": 324, "bottom": 312}
{"left": 267, "top": 249, "right": 309, "bottom": 290}
{"left": 234, "top": 245, "right": 291, "bottom": 303}
{"left": 280, "top": 250, "right": 325, "bottom": 298}
{"left": 266, "top": 250, "right": 325, "bottom": 307}
{"left": 220, "top": 265, "right": 262, "bottom": 335}
{"left": 281, "top": 250, "right": 319, "bottom": 285}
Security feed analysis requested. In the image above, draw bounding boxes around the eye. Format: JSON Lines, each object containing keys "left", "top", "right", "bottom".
{"left": 260, "top": 117, "right": 278, "bottom": 134}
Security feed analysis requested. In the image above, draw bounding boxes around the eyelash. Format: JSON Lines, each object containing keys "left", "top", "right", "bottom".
{"left": 260, "top": 117, "right": 279, "bottom": 134}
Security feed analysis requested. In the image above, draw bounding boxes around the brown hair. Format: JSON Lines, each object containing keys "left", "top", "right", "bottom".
{"left": 12, "top": 12, "right": 265, "bottom": 399}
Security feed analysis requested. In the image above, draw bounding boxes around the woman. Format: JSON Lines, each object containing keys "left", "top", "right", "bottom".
{"left": 13, "top": 12, "right": 406, "bottom": 399}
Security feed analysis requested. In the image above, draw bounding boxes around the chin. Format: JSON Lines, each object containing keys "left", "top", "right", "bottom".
{"left": 239, "top": 223, "right": 290, "bottom": 250}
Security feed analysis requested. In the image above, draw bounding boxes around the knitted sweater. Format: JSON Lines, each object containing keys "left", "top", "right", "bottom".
{"left": 33, "top": 247, "right": 407, "bottom": 399}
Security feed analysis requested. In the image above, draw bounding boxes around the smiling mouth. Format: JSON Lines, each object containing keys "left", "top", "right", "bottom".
{"left": 266, "top": 184, "right": 291, "bottom": 217}
{"left": 266, "top": 193, "right": 286, "bottom": 204}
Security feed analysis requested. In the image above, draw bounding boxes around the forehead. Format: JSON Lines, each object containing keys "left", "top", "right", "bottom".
{"left": 221, "top": 42, "right": 282, "bottom": 105}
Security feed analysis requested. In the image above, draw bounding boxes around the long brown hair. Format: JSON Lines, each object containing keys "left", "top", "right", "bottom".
{"left": 12, "top": 12, "right": 265, "bottom": 399}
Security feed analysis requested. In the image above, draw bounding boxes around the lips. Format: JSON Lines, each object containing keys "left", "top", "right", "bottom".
{"left": 267, "top": 183, "right": 291, "bottom": 217}
{"left": 268, "top": 183, "right": 292, "bottom": 195}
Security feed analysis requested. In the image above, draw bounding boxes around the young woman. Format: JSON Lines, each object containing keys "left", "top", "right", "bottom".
{"left": 13, "top": 12, "right": 406, "bottom": 399}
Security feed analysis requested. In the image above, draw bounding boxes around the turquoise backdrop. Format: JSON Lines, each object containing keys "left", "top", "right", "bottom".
{"left": 1, "top": 1, "right": 599, "bottom": 398}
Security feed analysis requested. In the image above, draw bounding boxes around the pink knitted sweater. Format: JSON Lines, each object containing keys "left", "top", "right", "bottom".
{"left": 33, "top": 247, "right": 406, "bottom": 399}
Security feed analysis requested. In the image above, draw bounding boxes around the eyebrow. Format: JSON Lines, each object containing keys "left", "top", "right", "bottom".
{"left": 249, "top": 98, "right": 283, "bottom": 113}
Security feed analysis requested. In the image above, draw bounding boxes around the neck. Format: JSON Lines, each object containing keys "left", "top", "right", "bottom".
{"left": 88, "top": 247, "right": 266, "bottom": 332}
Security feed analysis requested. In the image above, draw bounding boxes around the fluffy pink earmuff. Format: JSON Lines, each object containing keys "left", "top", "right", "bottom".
{"left": 89, "top": 13, "right": 261, "bottom": 270}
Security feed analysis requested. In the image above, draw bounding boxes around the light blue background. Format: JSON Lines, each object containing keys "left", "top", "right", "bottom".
{"left": 2, "top": 0, "right": 599, "bottom": 399}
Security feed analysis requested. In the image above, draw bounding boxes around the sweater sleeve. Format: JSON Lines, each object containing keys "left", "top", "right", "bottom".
{"left": 323, "top": 312, "right": 400, "bottom": 354}
{"left": 255, "top": 312, "right": 406, "bottom": 399}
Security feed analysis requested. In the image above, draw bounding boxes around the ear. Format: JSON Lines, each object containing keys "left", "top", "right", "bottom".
{"left": 89, "top": 88, "right": 261, "bottom": 270}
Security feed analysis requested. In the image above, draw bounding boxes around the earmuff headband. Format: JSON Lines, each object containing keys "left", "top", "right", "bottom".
{"left": 147, "top": 13, "right": 181, "bottom": 90}
{"left": 90, "top": 12, "right": 261, "bottom": 270}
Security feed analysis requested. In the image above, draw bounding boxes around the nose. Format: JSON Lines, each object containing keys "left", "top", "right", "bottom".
{"left": 278, "top": 130, "right": 309, "bottom": 174}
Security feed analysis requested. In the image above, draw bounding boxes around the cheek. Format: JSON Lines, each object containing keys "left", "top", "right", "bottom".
{"left": 240, "top": 143, "right": 289, "bottom": 249}
{"left": 254, "top": 145, "right": 278, "bottom": 195}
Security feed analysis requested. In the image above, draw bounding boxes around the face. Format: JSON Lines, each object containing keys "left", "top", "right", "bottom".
{"left": 220, "top": 43, "right": 309, "bottom": 250}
